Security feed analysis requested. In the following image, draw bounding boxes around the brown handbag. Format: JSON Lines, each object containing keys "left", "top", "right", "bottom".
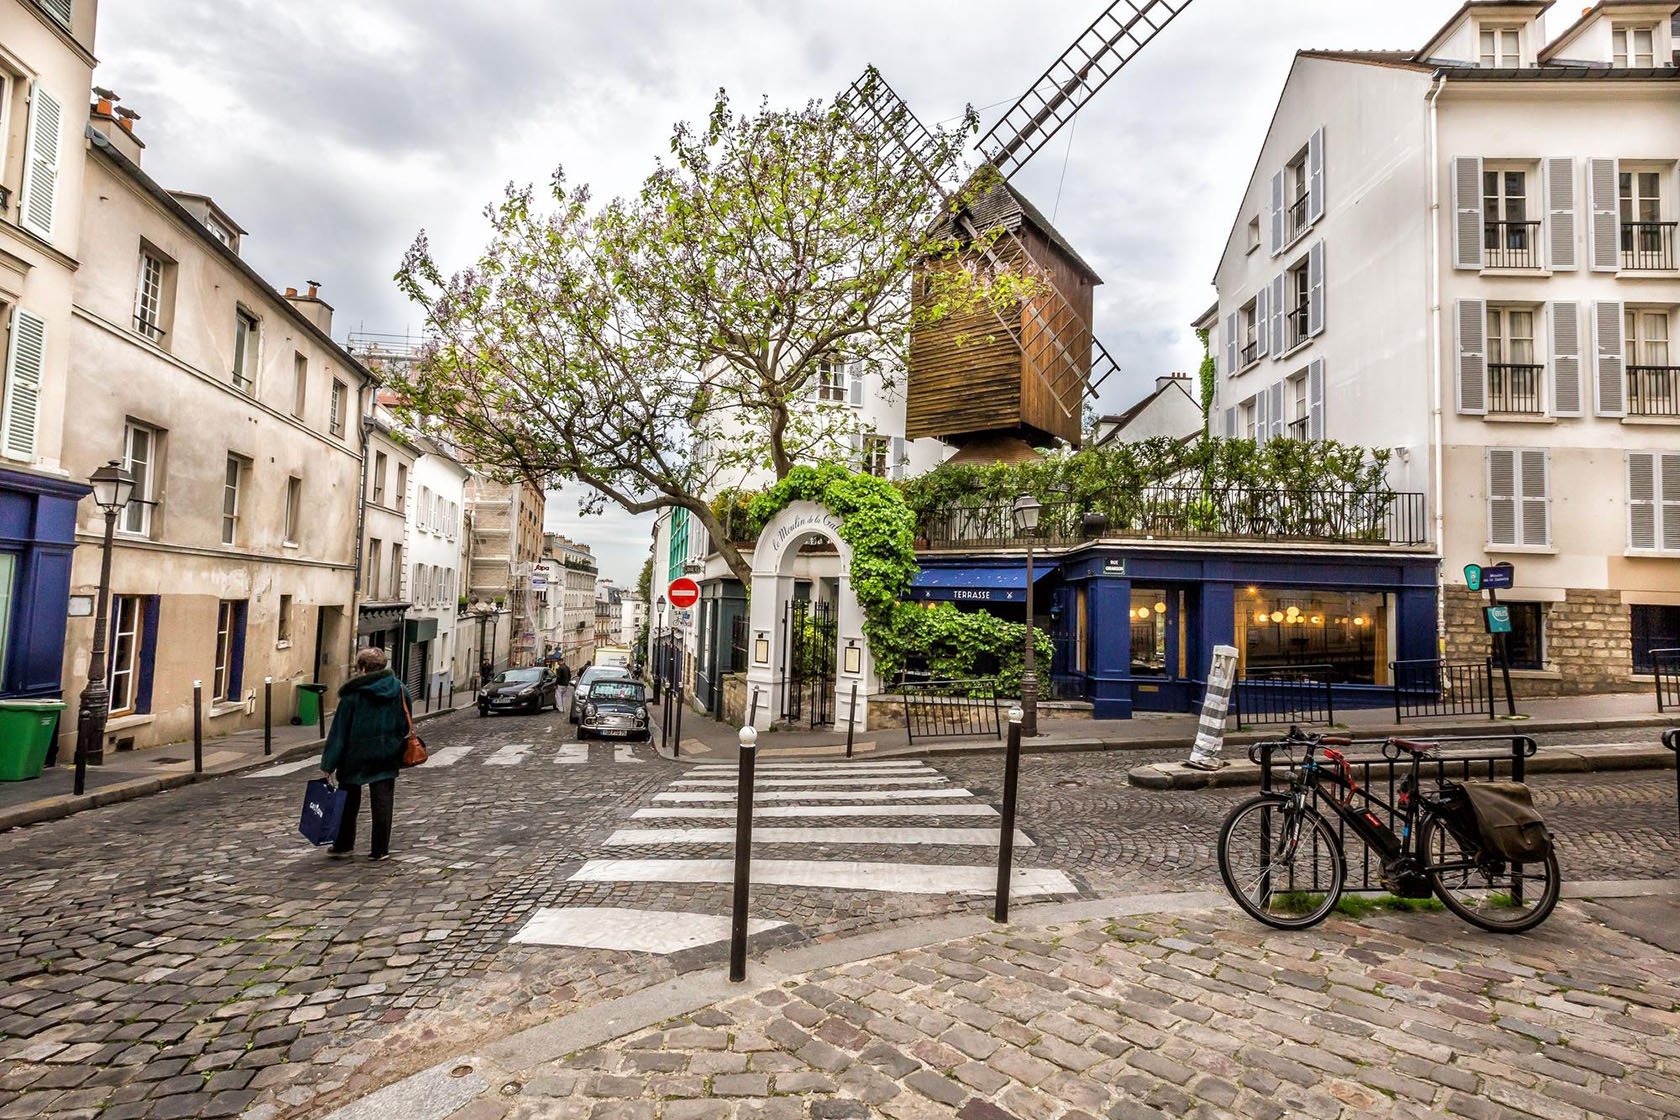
{"left": 399, "top": 692, "right": 428, "bottom": 767}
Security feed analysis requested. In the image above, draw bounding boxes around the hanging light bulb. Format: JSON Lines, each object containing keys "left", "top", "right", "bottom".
{"left": 1354, "top": 616, "right": 1367, "bottom": 627}
{"left": 1311, "top": 614, "right": 1324, "bottom": 625}
{"left": 1254, "top": 611, "right": 1269, "bottom": 624}
{"left": 1270, "top": 611, "right": 1285, "bottom": 624}
{"left": 1154, "top": 601, "right": 1167, "bottom": 614}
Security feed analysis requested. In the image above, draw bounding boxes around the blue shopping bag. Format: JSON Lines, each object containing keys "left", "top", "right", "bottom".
{"left": 298, "top": 778, "right": 347, "bottom": 846}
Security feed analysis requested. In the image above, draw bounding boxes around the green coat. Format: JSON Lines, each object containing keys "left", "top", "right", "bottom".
{"left": 320, "top": 671, "right": 409, "bottom": 785}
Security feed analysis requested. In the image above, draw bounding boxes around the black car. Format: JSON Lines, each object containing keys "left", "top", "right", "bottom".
{"left": 577, "top": 679, "right": 651, "bottom": 741}
{"left": 567, "top": 665, "right": 632, "bottom": 723}
{"left": 477, "top": 667, "right": 560, "bottom": 716}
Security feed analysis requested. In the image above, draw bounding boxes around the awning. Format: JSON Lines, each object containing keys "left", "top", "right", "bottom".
{"left": 909, "top": 566, "right": 1055, "bottom": 604}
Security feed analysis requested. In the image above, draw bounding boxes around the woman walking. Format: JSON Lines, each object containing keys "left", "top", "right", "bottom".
{"left": 320, "top": 647, "right": 410, "bottom": 860}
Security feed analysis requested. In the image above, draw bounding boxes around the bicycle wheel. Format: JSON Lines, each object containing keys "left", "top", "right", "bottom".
{"left": 1217, "top": 795, "right": 1345, "bottom": 929}
{"left": 1420, "top": 813, "right": 1559, "bottom": 934}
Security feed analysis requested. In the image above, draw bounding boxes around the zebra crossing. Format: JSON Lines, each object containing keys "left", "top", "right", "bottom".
{"left": 239, "top": 738, "right": 651, "bottom": 778}
{"left": 514, "top": 757, "right": 1077, "bottom": 954}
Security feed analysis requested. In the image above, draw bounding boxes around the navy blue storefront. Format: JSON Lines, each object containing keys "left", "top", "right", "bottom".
{"left": 911, "top": 544, "right": 1438, "bottom": 720}
{"left": 0, "top": 467, "right": 89, "bottom": 700}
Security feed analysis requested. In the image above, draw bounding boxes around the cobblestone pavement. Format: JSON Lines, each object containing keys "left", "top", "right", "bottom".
{"left": 0, "top": 711, "right": 1674, "bottom": 1119}
{"left": 469, "top": 900, "right": 1680, "bottom": 1120}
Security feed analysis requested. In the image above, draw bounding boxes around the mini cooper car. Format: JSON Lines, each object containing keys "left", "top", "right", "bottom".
{"left": 477, "top": 667, "right": 560, "bottom": 716}
{"left": 568, "top": 665, "right": 632, "bottom": 723}
{"left": 577, "top": 679, "right": 651, "bottom": 741}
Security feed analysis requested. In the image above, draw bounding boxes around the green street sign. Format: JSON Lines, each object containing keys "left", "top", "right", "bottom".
{"left": 1485, "top": 605, "right": 1511, "bottom": 634}
{"left": 1464, "top": 563, "right": 1483, "bottom": 592}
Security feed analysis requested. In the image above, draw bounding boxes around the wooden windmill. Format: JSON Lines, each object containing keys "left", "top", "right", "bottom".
{"left": 839, "top": 0, "right": 1194, "bottom": 454}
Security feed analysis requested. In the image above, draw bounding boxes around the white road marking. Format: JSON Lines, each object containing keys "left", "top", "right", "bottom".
{"left": 555, "top": 743, "right": 588, "bottom": 765}
{"left": 511, "top": 906, "right": 787, "bottom": 954}
{"left": 671, "top": 776, "right": 945, "bottom": 788}
{"left": 689, "top": 761, "right": 927, "bottom": 773}
{"left": 614, "top": 744, "right": 644, "bottom": 764}
{"left": 485, "top": 742, "right": 533, "bottom": 766}
{"left": 422, "top": 743, "right": 477, "bottom": 767}
{"left": 238, "top": 758, "right": 320, "bottom": 779}
{"left": 569, "top": 859, "right": 1076, "bottom": 897}
{"left": 604, "top": 827, "right": 1030, "bottom": 848}
{"left": 686, "top": 766, "right": 939, "bottom": 779}
{"left": 654, "top": 788, "right": 973, "bottom": 803}
{"left": 633, "top": 804, "right": 999, "bottom": 820}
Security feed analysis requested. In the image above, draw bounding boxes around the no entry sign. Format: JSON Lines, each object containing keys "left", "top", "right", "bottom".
{"left": 667, "top": 577, "right": 701, "bottom": 609}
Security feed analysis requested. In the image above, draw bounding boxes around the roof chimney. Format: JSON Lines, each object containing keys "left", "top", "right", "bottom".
{"left": 88, "top": 89, "right": 144, "bottom": 165}
{"left": 1156, "top": 371, "right": 1190, "bottom": 393}
{"left": 283, "top": 281, "right": 334, "bottom": 335}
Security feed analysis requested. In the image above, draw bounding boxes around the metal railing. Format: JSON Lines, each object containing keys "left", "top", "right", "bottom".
{"left": 1651, "top": 648, "right": 1680, "bottom": 712}
{"left": 1488, "top": 363, "right": 1544, "bottom": 414}
{"left": 1622, "top": 221, "right": 1677, "bottom": 271}
{"left": 1391, "top": 658, "right": 1494, "bottom": 721}
{"left": 1286, "top": 303, "right": 1309, "bottom": 351}
{"left": 1240, "top": 340, "right": 1259, "bottom": 366}
{"left": 1483, "top": 220, "right": 1542, "bottom": 269}
{"left": 1286, "top": 416, "right": 1309, "bottom": 440}
{"left": 901, "top": 678, "right": 1002, "bottom": 745}
{"left": 919, "top": 488, "right": 1428, "bottom": 551}
{"left": 133, "top": 315, "right": 166, "bottom": 342}
{"left": 1256, "top": 733, "right": 1536, "bottom": 892}
{"left": 1232, "top": 665, "right": 1334, "bottom": 728}
{"left": 1286, "top": 193, "right": 1309, "bottom": 240}
{"left": 1629, "top": 367, "right": 1680, "bottom": 418}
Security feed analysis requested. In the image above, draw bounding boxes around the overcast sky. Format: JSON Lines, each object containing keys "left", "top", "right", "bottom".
{"left": 95, "top": 0, "right": 1472, "bottom": 589}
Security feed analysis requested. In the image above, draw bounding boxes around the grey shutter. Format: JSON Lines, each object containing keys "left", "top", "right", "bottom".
{"left": 1487, "top": 449, "right": 1517, "bottom": 546}
{"left": 847, "top": 361, "right": 864, "bottom": 407}
{"left": 1549, "top": 302, "right": 1582, "bottom": 417}
{"left": 1254, "top": 286, "right": 1269, "bottom": 359}
{"left": 1308, "top": 359, "right": 1325, "bottom": 440}
{"left": 1663, "top": 454, "right": 1680, "bottom": 552}
{"left": 1519, "top": 449, "right": 1550, "bottom": 547}
{"left": 20, "top": 83, "right": 62, "bottom": 241}
{"left": 1307, "top": 126, "right": 1325, "bottom": 226}
{"left": 1588, "top": 158, "right": 1619, "bottom": 272}
{"left": 848, "top": 432, "right": 864, "bottom": 469}
{"left": 889, "top": 435, "right": 906, "bottom": 481}
{"left": 1307, "top": 241, "right": 1326, "bottom": 337}
{"left": 1224, "top": 313, "right": 1237, "bottom": 376}
{"left": 1, "top": 309, "right": 46, "bottom": 461}
{"left": 1269, "top": 170, "right": 1285, "bottom": 256}
{"left": 1223, "top": 407, "right": 1236, "bottom": 438}
{"left": 1269, "top": 381, "right": 1286, "bottom": 440}
{"left": 38, "top": 0, "right": 71, "bottom": 25}
{"left": 1455, "top": 299, "right": 1487, "bottom": 415}
{"left": 1255, "top": 387, "right": 1269, "bottom": 444}
{"left": 1269, "top": 275, "right": 1285, "bottom": 357}
{"left": 1451, "top": 157, "right": 1484, "bottom": 270}
{"left": 1545, "top": 157, "right": 1576, "bottom": 271}
{"left": 1629, "top": 451, "right": 1657, "bottom": 550}
{"left": 1594, "top": 300, "right": 1625, "bottom": 417}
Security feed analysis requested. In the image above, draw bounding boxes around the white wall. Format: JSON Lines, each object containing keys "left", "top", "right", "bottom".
{"left": 408, "top": 448, "right": 467, "bottom": 696}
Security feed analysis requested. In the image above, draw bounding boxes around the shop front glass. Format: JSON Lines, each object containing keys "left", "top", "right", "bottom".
{"left": 1235, "top": 587, "right": 1389, "bottom": 684}
{"left": 1129, "top": 588, "right": 1186, "bottom": 678}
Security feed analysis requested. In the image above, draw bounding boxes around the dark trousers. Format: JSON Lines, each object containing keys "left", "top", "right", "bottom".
{"left": 332, "top": 778, "right": 395, "bottom": 857}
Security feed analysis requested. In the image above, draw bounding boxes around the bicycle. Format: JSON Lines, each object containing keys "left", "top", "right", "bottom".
{"left": 1215, "top": 726, "right": 1560, "bottom": 934}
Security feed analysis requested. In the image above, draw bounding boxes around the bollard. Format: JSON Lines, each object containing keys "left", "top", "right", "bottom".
{"left": 846, "top": 682, "right": 858, "bottom": 759}
{"left": 747, "top": 689, "right": 760, "bottom": 728}
{"left": 660, "top": 688, "right": 671, "bottom": 754}
{"left": 316, "top": 688, "right": 326, "bottom": 740}
{"left": 672, "top": 687, "right": 683, "bottom": 760}
{"left": 192, "top": 680, "right": 204, "bottom": 774}
{"left": 1665, "top": 729, "right": 1680, "bottom": 840}
{"left": 729, "top": 721, "right": 758, "bottom": 982}
{"left": 263, "top": 677, "right": 273, "bottom": 756}
{"left": 994, "top": 704, "right": 1024, "bottom": 924}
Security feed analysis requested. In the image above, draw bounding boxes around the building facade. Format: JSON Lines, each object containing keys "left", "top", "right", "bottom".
{"left": 463, "top": 473, "right": 544, "bottom": 669}
{"left": 1209, "top": 0, "right": 1680, "bottom": 695}
{"left": 357, "top": 411, "right": 415, "bottom": 685}
{"left": 1091, "top": 373, "right": 1205, "bottom": 446}
{"left": 399, "top": 428, "right": 465, "bottom": 704}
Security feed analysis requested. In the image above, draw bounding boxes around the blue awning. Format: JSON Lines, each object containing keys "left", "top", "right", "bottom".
{"left": 909, "top": 566, "right": 1054, "bottom": 604}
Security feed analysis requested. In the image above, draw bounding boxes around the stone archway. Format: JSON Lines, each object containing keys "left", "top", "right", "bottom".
{"left": 744, "top": 501, "right": 875, "bottom": 732}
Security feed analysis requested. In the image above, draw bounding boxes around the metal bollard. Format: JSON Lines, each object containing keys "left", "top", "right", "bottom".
{"left": 729, "top": 721, "right": 758, "bottom": 982}
{"left": 263, "top": 677, "right": 273, "bottom": 756}
{"left": 316, "top": 689, "right": 326, "bottom": 740}
{"left": 192, "top": 680, "right": 204, "bottom": 774}
{"left": 846, "top": 682, "right": 858, "bottom": 759}
{"left": 747, "top": 690, "right": 760, "bottom": 728}
{"left": 1664, "top": 729, "right": 1680, "bottom": 840}
{"left": 994, "top": 704, "right": 1024, "bottom": 924}
{"left": 672, "top": 687, "right": 683, "bottom": 760}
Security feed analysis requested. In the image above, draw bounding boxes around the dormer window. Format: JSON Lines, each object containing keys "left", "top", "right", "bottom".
{"left": 1479, "top": 24, "right": 1522, "bottom": 67}
{"left": 203, "top": 215, "right": 232, "bottom": 246}
{"left": 1612, "top": 23, "right": 1657, "bottom": 69}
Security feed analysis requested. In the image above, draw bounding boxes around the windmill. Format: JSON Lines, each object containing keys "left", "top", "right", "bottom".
{"left": 838, "top": 0, "right": 1194, "bottom": 455}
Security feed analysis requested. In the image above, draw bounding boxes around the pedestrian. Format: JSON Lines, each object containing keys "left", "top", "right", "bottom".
{"left": 555, "top": 662, "right": 571, "bottom": 688}
{"left": 319, "top": 647, "right": 411, "bottom": 861}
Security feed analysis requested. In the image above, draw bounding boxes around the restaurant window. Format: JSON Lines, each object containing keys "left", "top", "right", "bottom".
{"left": 1236, "top": 587, "right": 1389, "bottom": 684}
{"left": 1502, "top": 601, "right": 1545, "bottom": 671}
{"left": 1130, "top": 588, "right": 1171, "bottom": 677}
{"left": 1631, "top": 604, "right": 1680, "bottom": 673}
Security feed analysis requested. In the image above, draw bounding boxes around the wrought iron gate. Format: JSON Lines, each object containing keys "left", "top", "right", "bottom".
{"left": 781, "top": 599, "right": 837, "bottom": 727}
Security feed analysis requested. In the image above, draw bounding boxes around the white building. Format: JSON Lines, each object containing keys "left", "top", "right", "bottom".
{"left": 1208, "top": 0, "right": 1680, "bottom": 694}
{"left": 405, "top": 432, "right": 467, "bottom": 703}
{"left": 1091, "top": 373, "right": 1205, "bottom": 446}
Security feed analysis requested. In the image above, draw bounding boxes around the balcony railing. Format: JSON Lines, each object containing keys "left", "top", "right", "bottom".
{"left": 1286, "top": 193, "right": 1309, "bottom": 240}
{"left": 1622, "top": 221, "right": 1677, "bottom": 271}
{"left": 1488, "top": 363, "right": 1544, "bottom": 414}
{"left": 1286, "top": 303, "right": 1309, "bottom": 350}
{"left": 1240, "top": 339, "right": 1259, "bottom": 366}
{"left": 1629, "top": 366, "right": 1680, "bottom": 417}
{"left": 918, "top": 488, "right": 1429, "bottom": 551}
{"left": 1483, "top": 220, "right": 1542, "bottom": 269}
{"left": 1286, "top": 416, "right": 1309, "bottom": 439}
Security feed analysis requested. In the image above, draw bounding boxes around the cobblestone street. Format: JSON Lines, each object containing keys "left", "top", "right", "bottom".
{"left": 0, "top": 710, "right": 1675, "bottom": 1119}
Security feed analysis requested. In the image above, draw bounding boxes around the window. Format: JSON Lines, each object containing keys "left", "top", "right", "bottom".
{"left": 367, "top": 538, "right": 383, "bottom": 599}
{"left": 1243, "top": 400, "right": 1258, "bottom": 440}
{"left": 1286, "top": 258, "right": 1310, "bottom": 350}
{"left": 283, "top": 476, "right": 301, "bottom": 544}
{"left": 1487, "top": 447, "right": 1549, "bottom": 547}
{"left": 372, "top": 451, "right": 387, "bottom": 506}
{"left": 1619, "top": 169, "right": 1669, "bottom": 270}
{"left": 1478, "top": 24, "right": 1521, "bottom": 67}
{"left": 329, "top": 379, "right": 346, "bottom": 437}
{"left": 203, "top": 216, "right": 232, "bottom": 247}
{"left": 277, "top": 593, "right": 292, "bottom": 645}
{"left": 816, "top": 358, "right": 846, "bottom": 403}
{"left": 1626, "top": 451, "right": 1680, "bottom": 552}
{"left": 1285, "top": 149, "right": 1309, "bottom": 241}
{"left": 390, "top": 544, "right": 403, "bottom": 601}
{"left": 1612, "top": 23, "right": 1657, "bottom": 68}
{"left": 1237, "top": 588, "right": 1389, "bottom": 684}
{"left": 1502, "top": 602, "right": 1545, "bottom": 671}
{"left": 1288, "top": 373, "right": 1309, "bottom": 439}
{"left": 1631, "top": 604, "right": 1680, "bottom": 673}
{"left": 1239, "top": 299, "right": 1259, "bottom": 367}
{"left": 1246, "top": 216, "right": 1261, "bottom": 253}
{"left": 134, "top": 250, "right": 166, "bottom": 341}
{"left": 292, "top": 353, "right": 307, "bottom": 418}
{"left": 1482, "top": 169, "right": 1537, "bottom": 268}
{"left": 1486, "top": 306, "right": 1541, "bottom": 414}
{"left": 232, "top": 309, "right": 259, "bottom": 392}
{"left": 0, "top": 553, "right": 13, "bottom": 684}
{"left": 120, "top": 421, "right": 157, "bottom": 536}
{"left": 1627, "top": 310, "right": 1676, "bottom": 418}
{"left": 105, "top": 593, "right": 144, "bottom": 716}
{"left": 862, "top": 434, "right": 890, "bottom": 478}
{"left": 221, "top": 455, "right": 244, "bottom": 545}
{"left": 395, "top": 463, "right": 407, "bottom": 512}
{"left": 213, "top": 599, "right": 246, "bottom": 702}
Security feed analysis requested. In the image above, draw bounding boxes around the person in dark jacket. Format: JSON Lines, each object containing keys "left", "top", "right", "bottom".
{"left": 320, "top": 647, "right": 410, "bottom": 860}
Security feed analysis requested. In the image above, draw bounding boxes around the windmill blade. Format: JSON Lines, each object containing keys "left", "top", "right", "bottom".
{"left": 979, "top": 0, "right": 1194, "bottom": 181}
{"left": 836, "top": 68, "right": 961, "bottom": 192}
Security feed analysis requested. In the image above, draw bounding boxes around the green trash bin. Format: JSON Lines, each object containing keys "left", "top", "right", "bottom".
{"left": 295, "top": 683, "right": 328, "bottom": 728}
{"left": 0, "top": 700, "right": 66, "bottom": 781}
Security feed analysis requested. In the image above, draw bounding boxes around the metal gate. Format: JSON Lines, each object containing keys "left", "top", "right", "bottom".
{"left": 781, "top": 599, "right": 837, "bottom": 727}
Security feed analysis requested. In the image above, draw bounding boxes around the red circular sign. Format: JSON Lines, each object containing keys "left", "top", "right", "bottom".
{"left": 667, "top": 577, "right": 701, "bottom": 609}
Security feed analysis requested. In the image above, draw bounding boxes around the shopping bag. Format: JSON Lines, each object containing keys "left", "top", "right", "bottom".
{"left": 298, "top": 778, "right": 347, "bottom": 846}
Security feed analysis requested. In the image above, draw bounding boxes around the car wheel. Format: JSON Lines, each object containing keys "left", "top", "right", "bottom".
{"left": 478, "top": 706, "right": 489, "bottom": 718}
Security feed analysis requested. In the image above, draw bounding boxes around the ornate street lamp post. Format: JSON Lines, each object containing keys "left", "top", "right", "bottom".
{"left": 74, "top": 460, "right": 136, "bottom": 796}
{"left": 471, "top": 600, "right": 498, "bottom": 690}
{"left": 1012, "top": 494, "right": 1042, "bottom": 738}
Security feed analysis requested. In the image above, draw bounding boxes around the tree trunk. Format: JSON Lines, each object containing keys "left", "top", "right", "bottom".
{"left": 688, "top": 500, "right": 754, "bottom": 589}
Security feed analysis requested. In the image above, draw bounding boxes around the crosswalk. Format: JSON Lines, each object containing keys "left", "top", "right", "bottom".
{"left": 515, "top": 757, "right": 1077, "bottom": 955}
{"left": 240, "top": 738, "right": 649, "bottom": 778}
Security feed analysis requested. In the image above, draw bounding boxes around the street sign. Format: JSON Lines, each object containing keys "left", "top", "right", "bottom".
{"left": 1482, "top": 562, "right": 1515, "bottom": 590}
{"left": 1463, "top": 563, "right": 1483, "bottom": 592}
{"left": 1485, "top": 605, "right": 1512, "bottom": 634}
{"left": 667, "top": 577, "right": 701, "bottom": 610}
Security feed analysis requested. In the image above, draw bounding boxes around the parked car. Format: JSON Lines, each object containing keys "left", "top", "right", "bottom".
{"left": 477, "top": 667, "right": 561, "bottom": 716}
{"left": 578, "top": 679, "right": 651, "bottom": 741}
{"left": 568, "top": 665, "right": 632, "bottom": 723}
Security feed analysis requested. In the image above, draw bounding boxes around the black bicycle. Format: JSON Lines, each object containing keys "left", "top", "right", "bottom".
{"left": 1215, "top": 727, "right": 1560, "bottom": 933}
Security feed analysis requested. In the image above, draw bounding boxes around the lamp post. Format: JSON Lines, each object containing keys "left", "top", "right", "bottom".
{"left": 654, "top": 595, "right": 667, "bottom": 699}
{"left": 1012, "top": 494, "right": 1042, "bottom": 738}
{"left": 471, "top": 600, "right": 497, "bottom": 689}
{"left": 74, "top": 460, "right": 136, "bottom": 796}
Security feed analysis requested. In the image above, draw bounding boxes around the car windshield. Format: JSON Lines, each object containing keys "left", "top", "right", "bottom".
{"left": 580, "top": 667, "right": 628, "bottom": 687}
{"left": 494, "top": 669, "right": 543, "bottom": 685}
{"left": 589, "top": 681, "right": 646, "bottom": 703}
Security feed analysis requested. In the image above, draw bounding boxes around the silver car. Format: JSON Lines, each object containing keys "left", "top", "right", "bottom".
{"left": 567, "top": 665, "right": 632, "bottom": 723}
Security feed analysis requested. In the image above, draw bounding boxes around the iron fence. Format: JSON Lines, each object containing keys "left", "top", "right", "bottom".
{"left": 1390, "top": 658, "right": 1494, "bottom": 722}
{"left": 1256, "top": 733, "right": 1537, "bottom": 892}
{"left": 1232, "top": 665, "right": 1334, "bottom": 727}
{"left": 1488, "top": 363, "right": 1544, "bottom": 414}
{"left": 1628, "top": 367, "right": 1680, "bottom": 418}
{"left": 1483, "top": 220, "right": 1542, "bottom": 269}
{"left": 901, "top": 678, "right": 1002, "bottom": 745}
{"left": 1622, "top": 220, "right": 1676, "bottom": 271}
{"left": 1652, "top": 648, "right": 1680, "bottom": 713}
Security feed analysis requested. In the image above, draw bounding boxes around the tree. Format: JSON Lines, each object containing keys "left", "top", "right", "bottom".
{"left": 394, "top": 88, "right": 1017, "bottom": 588}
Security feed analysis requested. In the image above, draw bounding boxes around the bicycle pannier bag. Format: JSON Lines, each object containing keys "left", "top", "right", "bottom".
{"left": 1434, "top": 782, "right": 1485, "bottom": 855}
{"left": 1462, "top": 782, "right": 1551, "bottom": 862}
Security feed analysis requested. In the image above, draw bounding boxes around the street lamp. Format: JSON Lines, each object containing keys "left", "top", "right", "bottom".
{"left": 654, "top": 595, "right": 667, "bottom": 699}
{"left": 1012, "top": 493, "right": 1042, "bottom": 738}
{"left": 470, "top": 600, "right": 498, "bottom": 689}
{"left": 74, "top": 460, "right": 136, "bottom": 796}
